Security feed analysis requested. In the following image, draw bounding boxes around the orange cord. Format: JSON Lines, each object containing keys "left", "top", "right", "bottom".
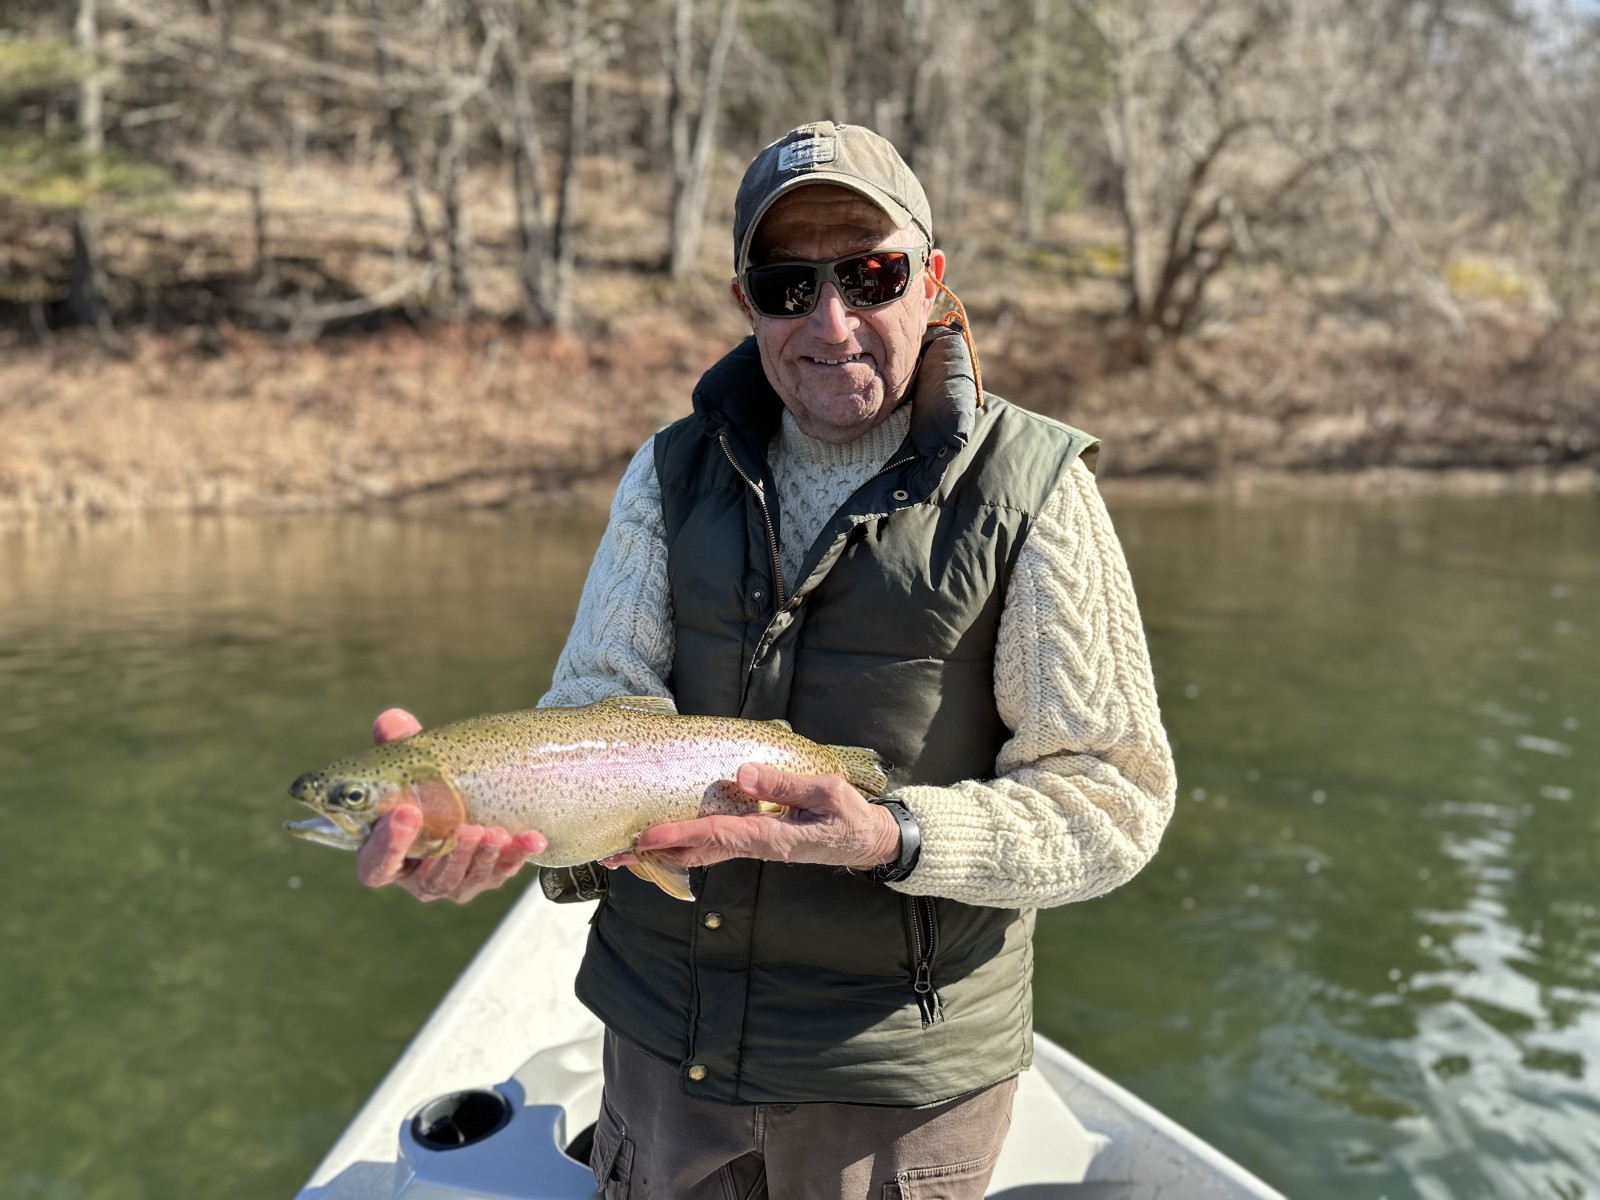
{"left": 928, "top": 277, "right": 984, "bottom": 406}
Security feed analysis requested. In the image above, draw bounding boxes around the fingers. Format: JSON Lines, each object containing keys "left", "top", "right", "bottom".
{"left": 373, "top": 708, "right": 423, "bottom": 744}
{"left": 628, "top": 768, "right": 895, "bottom": 871}
{"left": 403, "top": 825, "right": 542, "bottom": 905}
{"left": 633, "top": 813, "right": 785, "bottom": 864}
{"left": 736, "top": 763, "right": 838, "bottom": 811}
{"left": 510, "top": 829, "right": 549, "bottom": 856}
{"left": 412, "top": 826, "right": 500, "bottom": 900}
{"left": 357, "top": 805, "right": 423, "bottom": 887}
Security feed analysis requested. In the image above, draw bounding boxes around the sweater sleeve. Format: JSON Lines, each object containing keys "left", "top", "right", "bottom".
{"left": 888, "top": 457, "right": 1177, "bottom": 909}
{"left": 539, "top": 438, "right": 677, "bottom": 708}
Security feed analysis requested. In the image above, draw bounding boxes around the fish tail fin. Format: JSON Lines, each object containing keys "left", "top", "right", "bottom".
{"left": 628, "top": 852, "right": 696, "bottom": 902}
{"left": 830, "top": 745, "right": 891, "bottom": 797}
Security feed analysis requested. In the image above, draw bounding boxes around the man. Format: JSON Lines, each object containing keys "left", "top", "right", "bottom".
{"left": 360, "top": 121, "right": 1175, "bottom": 1199}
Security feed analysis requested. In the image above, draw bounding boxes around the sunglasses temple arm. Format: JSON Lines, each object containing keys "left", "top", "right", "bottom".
{"left": 931, "top": 278, "right": 985, "bottom": 407}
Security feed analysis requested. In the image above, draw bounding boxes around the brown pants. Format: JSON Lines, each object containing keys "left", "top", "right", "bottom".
{"left": 590, "top": 1031, "right": 1017, "bottom": 1200}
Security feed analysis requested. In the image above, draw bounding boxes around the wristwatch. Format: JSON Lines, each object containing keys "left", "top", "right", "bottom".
{"left": 869, "top": 799, "right": 922, "bottom": 883}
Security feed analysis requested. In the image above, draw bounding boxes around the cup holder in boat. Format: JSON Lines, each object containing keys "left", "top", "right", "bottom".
{"left": 410, "top": 1088, "right": 513, "bottom": 1151}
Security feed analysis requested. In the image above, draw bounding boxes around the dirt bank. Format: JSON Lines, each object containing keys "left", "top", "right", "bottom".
{"left": 2, "top": 300, "right": 1597, "bottom": 518}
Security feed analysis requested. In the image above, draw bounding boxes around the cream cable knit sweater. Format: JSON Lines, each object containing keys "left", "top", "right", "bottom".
{"left": 542, "top": 409, "right": 1176, "bottom": 910}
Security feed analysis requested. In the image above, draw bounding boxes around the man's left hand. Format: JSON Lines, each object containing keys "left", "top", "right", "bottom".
{"left": 605, "top": 763, "right": 900, "bottom": 872}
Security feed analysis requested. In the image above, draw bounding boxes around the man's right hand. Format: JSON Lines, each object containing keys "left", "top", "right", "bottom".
{"left": 355, "top": 707, "right": 547, "bottom": 905}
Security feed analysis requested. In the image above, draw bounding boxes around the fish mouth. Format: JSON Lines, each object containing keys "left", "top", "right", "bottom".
{"left": 284, "top": 814, "right": 368, "bottom": 850}
{"left": 286, "top": 772, "right": 374, "bottom": 850}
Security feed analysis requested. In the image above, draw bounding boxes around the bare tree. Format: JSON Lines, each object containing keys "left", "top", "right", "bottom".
{"left": 666, "top": 0, "right": 739, "bottom": 279}
{"left": 1067, "top": 0, "right": 1477, "bottom": 342}
{"left": 68, "top": 0, "right": 111, "bottom": 329}
{"left": 550, "top": 0, "right": 590, "bottom": 328}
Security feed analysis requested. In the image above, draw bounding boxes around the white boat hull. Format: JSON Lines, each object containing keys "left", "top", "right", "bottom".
{"left": 296, "top": 890, "right": 1284, "bottom": 1199}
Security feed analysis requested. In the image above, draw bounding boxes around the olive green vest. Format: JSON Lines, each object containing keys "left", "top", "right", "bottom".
{"left": 574, "top": 327, "right": 1099, "bottom": 1106}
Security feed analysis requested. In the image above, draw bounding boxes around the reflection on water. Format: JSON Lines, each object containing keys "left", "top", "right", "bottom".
{"left": 1036, "top": 494, "right": 1599, "bottom": 1200}
{"left": 0, "top": 513, "right": 607, "bottom": 1200}
{"left": 2, "top": 496, "right": 1596, "bottom": 1199}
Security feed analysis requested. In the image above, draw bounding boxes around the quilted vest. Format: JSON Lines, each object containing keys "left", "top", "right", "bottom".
{"left": 574, "top": 327, "right": 1099, "bottom": 1105}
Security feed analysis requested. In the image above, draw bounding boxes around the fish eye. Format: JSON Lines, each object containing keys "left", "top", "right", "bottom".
{"left": 340, "top": 785, "right": 369, "bottom": 809}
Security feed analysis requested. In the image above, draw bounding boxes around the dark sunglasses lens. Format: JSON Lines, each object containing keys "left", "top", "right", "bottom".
{"left": 746, "top": 263, "right": 820, "bottom": 316}
{"left": 837, "top": 252, "right": 912, "bottom": 308}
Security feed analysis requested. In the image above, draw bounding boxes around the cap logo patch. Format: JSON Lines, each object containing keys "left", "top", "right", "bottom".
{"left": 778, "top": 136, "right": 836, "bottom": 172}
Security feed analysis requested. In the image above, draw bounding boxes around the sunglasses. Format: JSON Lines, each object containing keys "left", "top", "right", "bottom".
{"left": 741, "top": 247, "right": 929, "bottom": 319}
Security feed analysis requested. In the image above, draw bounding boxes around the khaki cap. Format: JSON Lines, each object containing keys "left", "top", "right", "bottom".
{"left": 733, "top": 121, "right": 934, "bottom": 272}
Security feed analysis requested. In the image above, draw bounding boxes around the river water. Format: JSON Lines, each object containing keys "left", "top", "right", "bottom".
{"left": 1, "top": 495, "right": 1595, "bottom": 1199}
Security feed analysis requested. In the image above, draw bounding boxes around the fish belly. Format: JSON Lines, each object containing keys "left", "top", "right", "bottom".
{"left": 452, "top": 733, "right": 824, "bottom": 867}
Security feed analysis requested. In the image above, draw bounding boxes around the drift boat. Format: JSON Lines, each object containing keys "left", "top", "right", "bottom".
{"left": 294, "top": 890, "right": 1285, "bottom": 1199}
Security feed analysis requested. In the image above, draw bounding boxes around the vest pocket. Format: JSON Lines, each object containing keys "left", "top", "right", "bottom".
{"left": 904, "top": 896, "right": 944, "bottom": 1027}
{"left": 589, "top": 1093, "right": 634, "bottom": 1198}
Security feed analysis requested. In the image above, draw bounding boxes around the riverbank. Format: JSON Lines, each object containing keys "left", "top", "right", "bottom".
{"left": 3, "top": 298, "right": 1597, "bottom": 517}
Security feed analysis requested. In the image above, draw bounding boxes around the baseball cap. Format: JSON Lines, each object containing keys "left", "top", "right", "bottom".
{"left": 732, "top": 121, "right": 934, "bottom": 273}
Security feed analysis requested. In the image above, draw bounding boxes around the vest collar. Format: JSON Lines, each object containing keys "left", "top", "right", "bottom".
{"left": 691, "top": 324, "right": 981, "bottom": 496}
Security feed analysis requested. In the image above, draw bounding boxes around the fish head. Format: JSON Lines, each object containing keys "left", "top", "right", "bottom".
{"left": 285, "top": 744, "right": 467, "bottom": 857}
{"left": 285, "top": 762, "right": 405, "bottom": 850}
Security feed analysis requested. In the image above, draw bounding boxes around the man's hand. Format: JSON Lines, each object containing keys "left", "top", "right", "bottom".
{"left": 355, "top": 707, "right": 546, "bottom": 905}
{"left": 605, "top": 763, "right": 900, "bottom": 873}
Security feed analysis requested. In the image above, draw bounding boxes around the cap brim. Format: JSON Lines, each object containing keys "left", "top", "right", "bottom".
{"left": 738, "top": 174, "right": 920, "bottom": 272}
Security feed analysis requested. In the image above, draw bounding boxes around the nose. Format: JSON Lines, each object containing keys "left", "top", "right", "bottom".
{"left": 805, "top": 283, "right": 856, "bottom": 341}
{"left": 289, "top": 771, "right": 322, "bottom": 801}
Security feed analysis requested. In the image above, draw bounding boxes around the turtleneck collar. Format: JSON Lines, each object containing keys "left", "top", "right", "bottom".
{"left": 691, "top": 323, "right": 981, "bottom": 479}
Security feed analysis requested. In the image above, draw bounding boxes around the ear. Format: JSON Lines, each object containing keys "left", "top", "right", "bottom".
{"left": 730, "top": 277, "right": 757, "bottom": 330}
{"left": 924, "top": 249, "right": 947, "bottom": 298}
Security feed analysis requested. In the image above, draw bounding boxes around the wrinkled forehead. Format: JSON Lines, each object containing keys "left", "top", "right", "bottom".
{"left": 750, "top": 184, "right": 914, "bottom": 265}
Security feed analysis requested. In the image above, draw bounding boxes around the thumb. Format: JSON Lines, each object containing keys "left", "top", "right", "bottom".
{"left": 374, "top": 708, "right": 423, "bottom": 744}
{"left": 736, "top": 763, "right": 832, "bottom": 811}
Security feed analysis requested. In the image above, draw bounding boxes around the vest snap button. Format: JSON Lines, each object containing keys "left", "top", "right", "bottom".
{"left": 892, "top": 489, "right": 909, "bottom": 501}
{"left": 751, "top": 589, "right": 763, "bottom": 601}
{"left": 937, "top": 447, "right": 948, "bottom": 458}
{"left": 702, "top": 912, "right": 723, "bottom": 929}
{"left": 687, "top": 1064, "right": 708, "bottom": 1081}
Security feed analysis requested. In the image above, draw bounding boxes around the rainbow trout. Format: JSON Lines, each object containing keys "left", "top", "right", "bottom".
{"left": 285, "top": 696, "right": 889, "bottom": 900}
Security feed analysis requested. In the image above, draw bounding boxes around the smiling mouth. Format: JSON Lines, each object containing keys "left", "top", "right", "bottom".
{"left": 808, "top": 353, "right": 866, "bottom": 366}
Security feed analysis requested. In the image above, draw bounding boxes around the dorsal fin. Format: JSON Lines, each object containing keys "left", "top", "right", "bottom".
{"left": 765, "top": 717, "right": 793, "bottom": 731}
{"left": 595, "top": 695, "right": 679, "bottom": 717}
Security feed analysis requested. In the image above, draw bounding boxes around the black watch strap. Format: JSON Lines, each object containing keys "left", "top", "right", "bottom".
{"left": 869, "top": 799, "right": 921, "bottom": 883}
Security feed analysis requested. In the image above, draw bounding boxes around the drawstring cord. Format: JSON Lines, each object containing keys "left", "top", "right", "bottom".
{"left": 928, "top": 277, "right": 984, "bottom": 407}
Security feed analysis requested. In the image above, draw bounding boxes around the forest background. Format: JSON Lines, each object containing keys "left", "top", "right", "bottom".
{"left": 2, "top": 0, "right": 1598, "bottom": 516}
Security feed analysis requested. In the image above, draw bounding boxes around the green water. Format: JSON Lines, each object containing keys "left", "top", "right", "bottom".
{"left": 1, "top": 496, "right": 1595, "bottom": 1199}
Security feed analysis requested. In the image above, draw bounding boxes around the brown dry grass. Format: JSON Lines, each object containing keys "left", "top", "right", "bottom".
{"left": 0, "top": 319, "right": 730, "bottom": 515}
{"left": 5, "top": 297, "right": 1596, "bottom": 518}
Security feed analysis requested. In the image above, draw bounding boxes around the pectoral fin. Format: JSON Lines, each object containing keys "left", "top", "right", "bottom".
{"left": 699, "top": 778, "right": 782, "bottom": 817}
{"left": 398, "top": 766, "right": 467, "bottom": 859}
{"left": 627, "top": 852, "right": 695, "bottom": 901}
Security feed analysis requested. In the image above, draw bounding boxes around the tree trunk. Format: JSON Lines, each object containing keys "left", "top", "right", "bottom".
{"left": 668, "top": 0, "right": 739, "bottom": 280}
{"left": 901, "top": 0, "right": 932, "bottom": 171}
{"left": 551, "top": 0, "right": 590, "bottom": 329}
{"left": 501, "top": 37, "right": 554, "bottom": 325}
{"left": 69, "top": 0, "right": 109, "bottom": 329}
{"left": 370, "top": 0, "right": 437, "bottom": 275}
{"left": 1020, "top": 0, "right": 1049, "bottom": 241}
{"left": 441, "top": 104, "right": 474, "bottom": 319}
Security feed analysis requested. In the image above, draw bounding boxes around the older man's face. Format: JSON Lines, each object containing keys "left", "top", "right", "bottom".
{"left": 732, "top": 185, "right": 945, "bottom": 445}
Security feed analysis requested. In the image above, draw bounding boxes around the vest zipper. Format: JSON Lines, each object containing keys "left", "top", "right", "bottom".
{"left": 907, "top": 896, "right": 944, "bottom": 1027}
{"left": 719, "top": 432, "right": 787, "bottom": 608}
